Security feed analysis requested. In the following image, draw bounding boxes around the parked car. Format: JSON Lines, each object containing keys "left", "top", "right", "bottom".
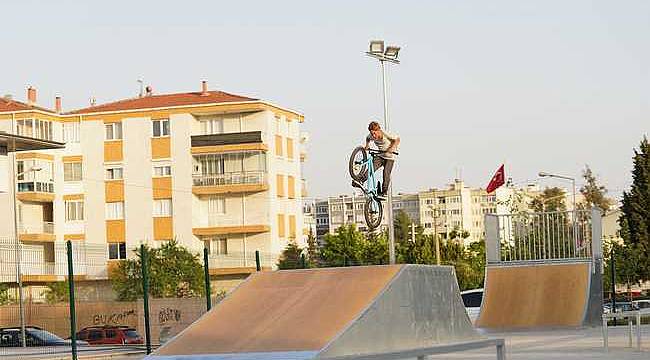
{"left": 632, "top": 299, "right": 650, "bottom": 310}
{"left": 603, "top": 301, "right": 637, "bottom": 314}
{"left": 75, "top": 326, "right": 143, "bottom": 345}
{"left": 0, "top": 326, "right": 88, "bottom": 347}
{"left": 460, "top": 288, "right": 483, "bottom": 323}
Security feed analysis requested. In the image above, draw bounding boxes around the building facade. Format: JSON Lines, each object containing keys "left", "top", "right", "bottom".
{"left": 0, "top": 82, "right": 306, "bottom": 288}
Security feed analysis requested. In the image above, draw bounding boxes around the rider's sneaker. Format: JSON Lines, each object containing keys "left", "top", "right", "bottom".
{"left": 376, "top": 192, "right": 387, "bottom": 200}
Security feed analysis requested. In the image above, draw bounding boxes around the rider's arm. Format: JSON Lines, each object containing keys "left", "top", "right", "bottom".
{"left": 387, "top": 135, "right": 400, "bottom": 153}
{"left": 364, "top": 135, "right": 371, "bottom": 149}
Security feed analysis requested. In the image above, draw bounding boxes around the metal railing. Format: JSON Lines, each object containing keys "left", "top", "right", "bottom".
{"left": 207, "top": 251, "right": 278, "bottom": 269}
{"left": 192, "top": 171, "right": 266, "bottom": 187}
{"left": 486, "top": 209, "right": 596, "bottom": 264}
{"left": 19, "top": 221, "right": 55, "bottom": 234}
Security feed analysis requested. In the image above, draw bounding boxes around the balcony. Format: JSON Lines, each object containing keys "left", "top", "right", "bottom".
{"left": 192, "top": 171, "right": 268, "bottom": 195}
{"left": 191, "top": 131, "right": 263, "bottom": 147}
{"left": 17, "top": 181, "right": 55, "bottom": 202}
{"left": 193, "top": 224, "right": 271, "bottom": 237}
{"left": 19, "top": 221, "right": 55, "bottom": 242}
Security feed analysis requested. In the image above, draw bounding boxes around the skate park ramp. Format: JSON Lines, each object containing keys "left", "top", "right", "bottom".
{"left": 476, "top": 261, "right": 602, "bottom": 329}
{"left": 146, "top": 264, "right": 481, "bottom": 359}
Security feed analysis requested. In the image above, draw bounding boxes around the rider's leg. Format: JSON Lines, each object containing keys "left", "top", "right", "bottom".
{"left": 381, "top": 159, "right": 394, "bottom": 195}
{"left": 372, "top": 157, "right": 384, "bottom": 191}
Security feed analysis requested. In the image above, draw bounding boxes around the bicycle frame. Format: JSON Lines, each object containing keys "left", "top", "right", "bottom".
{"left": 362, "top": 151, "right": 379, "bottom": 198}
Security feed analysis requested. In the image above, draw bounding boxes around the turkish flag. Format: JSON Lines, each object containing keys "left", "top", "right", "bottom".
{"left": 486, "top": 164, "right": 505, "bottom": 193}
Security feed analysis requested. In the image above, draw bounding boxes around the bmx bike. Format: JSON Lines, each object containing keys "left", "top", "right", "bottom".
{"left": 348, "top": 146, "right": 397, "bottom": 231}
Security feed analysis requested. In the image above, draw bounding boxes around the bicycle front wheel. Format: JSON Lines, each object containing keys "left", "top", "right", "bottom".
{"left": 349, "top": 146, "right": 368, "bottom": 182}
{"left": 364, "top": 197, "right": 383, "bottom": 230}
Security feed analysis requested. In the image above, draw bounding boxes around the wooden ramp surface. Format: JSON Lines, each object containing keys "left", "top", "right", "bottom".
{"left": 476, "top": 262, "right": 591, "bottom": 329}
{"left": 155, "top": 265, "right": 401, "bottom": 355}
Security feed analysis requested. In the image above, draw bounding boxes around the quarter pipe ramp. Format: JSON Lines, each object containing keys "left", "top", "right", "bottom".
{"left": 146, "top": 264, "right": 480, "bottom": 359}
{"left": 476, "top": 261, "right": 602, "bottom": 329}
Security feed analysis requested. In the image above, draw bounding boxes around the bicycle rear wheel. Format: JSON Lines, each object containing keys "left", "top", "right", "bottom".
{"left": 349, "top": 146, "right": 368, "bottom": 182}
{"left": 364, "top": 196, "right": 383, "bottom": 230}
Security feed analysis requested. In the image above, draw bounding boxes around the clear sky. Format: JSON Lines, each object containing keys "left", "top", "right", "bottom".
{"left": 2, "top": 0, "right": 648, "bottom": 200}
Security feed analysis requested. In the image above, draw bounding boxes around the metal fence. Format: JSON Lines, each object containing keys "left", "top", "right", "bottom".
{"left": 485, "top": 208, "right": 601, "bottom": 264}
{"left": 0, "top": 239, "right": 280, "bottom": 359}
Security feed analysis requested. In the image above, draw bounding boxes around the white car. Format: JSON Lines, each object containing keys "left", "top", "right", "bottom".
{"left": 633, "top": 299, "right": 650, "bottom": 310}
{"left": 460, "top": 288, "right": 483, "bottom": 323}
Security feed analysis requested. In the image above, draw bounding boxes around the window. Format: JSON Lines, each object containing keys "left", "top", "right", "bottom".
{"left": 153, "top": 199, "right": 173, "bottom": 217}
{"left": 287, "top": 176, "right": 295, "bottom": 199}
{"left": 105, "top": 123, "right": 123, "bottom": 140}
{"left": 108, "top": 243, "right": 127, "bottom": 260}
{"left": 289, "top": 215, "right": 296, "bottom": 239}
{"left": 88, "top": 330, "right": 104, "bottom": 341}
{"left": 65, "top": 201, "right": 84, "bottom": 221}
{"left": 205, "top": 237, "right": 228, "bottom": 255}
{"left": 275, "top": 135, "right": 283, "bottom": 156}
{"left": 106, "top": 202, "right": 124, "bottom": 220}
{"left": 152, "top": 119, "right": 170, "bottom": 137}
{"left": 105, "top": 167, "right": 123, "bottom": 180}
{"left": 63, "top": 122, "right": 81, "bottom": 143}
{"left": 64, "top": 162, "right": 83, "bottom": 182}
{"left": 17, "top": 119, "right": 53, "bottom": 140}
{"left": 153, "top": 165, "right": 171, "bottom": 177}
{"left": 286, "top": 138, "right": 294, "bottom": 159}
{"left": 276, "top": 174, "right": 285, "bottom": 197}
{"left": 278, "top": 214, "right": 286, "bottom": 237}
{"left": 208, "top": 196, "right": 225, "bottom": 214}
{"left": 201, "top": 118, "right": 223, "bottom": 135}
{"left": 105, "top": 330, "right": 117, "bottom": 339}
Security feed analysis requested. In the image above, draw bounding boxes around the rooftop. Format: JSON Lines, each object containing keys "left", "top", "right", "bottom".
{"left": 66, "top": 90, "right": 257, "bottom": 115}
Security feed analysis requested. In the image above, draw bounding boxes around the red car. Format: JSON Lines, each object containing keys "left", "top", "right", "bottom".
{"left": 76, "top": 326, "right": 143, "bottom": 345}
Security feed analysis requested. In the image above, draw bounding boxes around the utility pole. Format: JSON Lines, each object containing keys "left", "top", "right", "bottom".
{"left": 430, "top": 205, "right": 441, "bottom": 265}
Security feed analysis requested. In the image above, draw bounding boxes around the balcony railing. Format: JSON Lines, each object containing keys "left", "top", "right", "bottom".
{"left": 193, "top": 171, "right": 266, "bottom": 187}
{"left": 19, "top": 221, "right": 54, "bottom": 234}
{"left": 17, "top": 181, "right": 54, "bottom": 193}
{"left": 207, "top": 251, "right": 278, "bottom": 269}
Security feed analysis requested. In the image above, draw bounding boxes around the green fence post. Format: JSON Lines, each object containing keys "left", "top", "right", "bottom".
{"left": 301, "top": 253, "right": 306, "bottom": 269}
{"left": 203, "top": 247, "right": 212, "bottom": 311}
{"left": 255, "top": 250, "right": 261, "bottom": 271}
{"left": 66, "top": 241, "right": 78, "bottom": 360}
{"left": 141, "top": 244, "right": 152, "bottom": 354}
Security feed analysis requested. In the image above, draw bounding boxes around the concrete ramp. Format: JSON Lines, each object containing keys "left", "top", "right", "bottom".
{"left": 146, "top": 265, "right": 480, "bottom": 359}
{"left": 477, "top": 261, "right": 600, "bottom": 329}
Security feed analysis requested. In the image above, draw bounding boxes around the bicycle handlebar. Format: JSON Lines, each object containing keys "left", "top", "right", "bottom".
{"left": 368, "top": 149, "right": 399, "bottom": 155}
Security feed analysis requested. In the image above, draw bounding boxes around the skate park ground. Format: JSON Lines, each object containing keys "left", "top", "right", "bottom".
{"left": 48, "top": 325, "right": 645, "bottom": 360}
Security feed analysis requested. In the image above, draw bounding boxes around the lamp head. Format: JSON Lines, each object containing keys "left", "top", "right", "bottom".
{"left": 384, "top": 46, "right": 400, "bottom": 59}
{"left": 369, "top": 40, "right": 385, "bottom": 54}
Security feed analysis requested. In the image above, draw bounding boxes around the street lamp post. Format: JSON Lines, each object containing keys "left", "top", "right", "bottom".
{"left": 366, "top": 40, "right": 401, "bottom": 264}
{"left": 538, "top": 171, "right": 578, "bottom": 250}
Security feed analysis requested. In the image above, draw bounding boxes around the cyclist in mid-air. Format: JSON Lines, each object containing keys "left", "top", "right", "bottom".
{"left": 352, "top": 120, "right": 400, "bottom": 199}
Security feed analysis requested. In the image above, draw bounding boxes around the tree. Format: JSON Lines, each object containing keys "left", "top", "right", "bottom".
{"left": 42, "top": 282, "right": 69, "bottom": 304}
{"left": 320, "top": 224, "right": 388, "bottom": 266}
{"left": 580, "top": 165, "right": 612, "bottom": 211}
{"left": 393, "top": 210, "right": 415, "bottom": 243}
{"left": 277, "top": 243, "right": 304, "bottom": 269}
{"left": 305, "top": 230, "right": 321, "bottom": 268}
{"left": 531, "top": 187, "right": 567, "bottom": 212}
{"left": 0, "top": 283, "right": 11, "bottom": 305}
{"left": 619, "top": 136, "right": 650, "bottom": 280}
{"left": 110, "top": 240, "right": 205, "bottom": 301}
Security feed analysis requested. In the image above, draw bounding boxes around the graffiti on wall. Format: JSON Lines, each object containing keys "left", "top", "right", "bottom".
{"left": 158, "top": 307, "right": 182, "bottom": 324}
{"left": 92, "top": 309, "right": 137, "bottom": 325}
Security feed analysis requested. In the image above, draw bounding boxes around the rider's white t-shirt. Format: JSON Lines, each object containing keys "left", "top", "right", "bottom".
{"left": 366, "top": 130, "right": 398, "bottom": 160}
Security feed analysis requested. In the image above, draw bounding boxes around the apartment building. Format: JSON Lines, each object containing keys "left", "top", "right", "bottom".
{"left": 0, "top": 82, "right": 306, "bottom": 288}
{"left": 313, "top": 193, "right": 419, "bottom": 243}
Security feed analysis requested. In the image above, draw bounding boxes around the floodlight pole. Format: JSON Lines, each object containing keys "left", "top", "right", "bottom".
{"left": 367, "top": 43, "right": 400, "bottom": 265}
{"left": 10, "top": 133, "right": 26, "bottom": 347}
